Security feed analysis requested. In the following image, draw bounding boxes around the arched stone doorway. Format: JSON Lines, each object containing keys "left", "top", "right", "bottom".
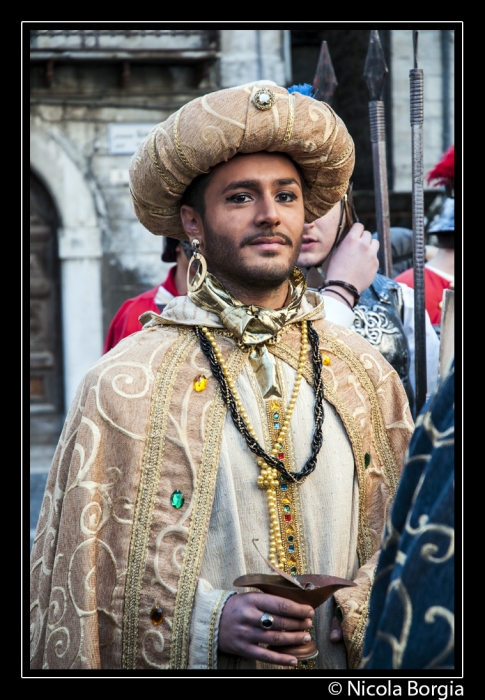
{"left": 30, "top": 170, "right": 64, "bottom": 443}
{"left": 30, "top": 123, "right": 104, "bottom": 409}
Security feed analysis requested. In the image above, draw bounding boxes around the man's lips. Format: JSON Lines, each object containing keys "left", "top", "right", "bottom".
{"left": 243, "top": 234, "right": 291, "bottom": 249}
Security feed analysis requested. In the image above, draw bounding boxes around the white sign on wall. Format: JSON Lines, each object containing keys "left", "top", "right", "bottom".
{"left": 108, "top": 123, "right": 158, "bottom": 155}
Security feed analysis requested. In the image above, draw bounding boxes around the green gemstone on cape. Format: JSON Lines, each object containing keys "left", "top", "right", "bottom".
{"left": 364, "top": 452, "right": 371, "bottom": 468}
{"left": 170, "top": 490, "right": 184, "bottom": 509}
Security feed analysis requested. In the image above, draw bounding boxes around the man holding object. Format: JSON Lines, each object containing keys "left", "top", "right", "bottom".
{"left": 30, "top": 82, "right": 412, "bottom": 670}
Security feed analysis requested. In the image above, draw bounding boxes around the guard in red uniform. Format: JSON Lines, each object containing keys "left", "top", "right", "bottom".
{"left": 103, "top": 237, "right": 191, "bottom": 352}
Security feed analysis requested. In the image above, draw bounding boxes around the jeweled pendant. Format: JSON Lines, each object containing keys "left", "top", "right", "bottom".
{"left": 193, "top": 374, "right": 207, "bottom": 392}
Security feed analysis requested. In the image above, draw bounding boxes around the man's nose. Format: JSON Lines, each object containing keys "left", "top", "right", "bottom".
{"left": 254, "top": 195, "right": 281, "bottom": 227}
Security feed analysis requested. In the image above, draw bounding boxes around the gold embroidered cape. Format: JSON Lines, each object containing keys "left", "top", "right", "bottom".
{"left": 30, "top": 292, "right": 413, "bottom": 671}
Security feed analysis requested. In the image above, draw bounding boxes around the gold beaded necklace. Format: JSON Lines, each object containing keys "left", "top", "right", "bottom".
{"left": 200, "top": 321, "right": 309, "bottom": 568}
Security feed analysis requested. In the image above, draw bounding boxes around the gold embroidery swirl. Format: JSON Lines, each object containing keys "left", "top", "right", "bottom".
{"left": 122, "top": 329, "right": 196, "bottom": 669}
{"left": 279, "top": 93, "right": 295, "bottom": 148}
{"left": 170, "top": 343, "right": 248, "bottom": 669}
{"left": 174, "top": 108, "right": 210, "bottom": 175}
{"left": 323, "top": 145, "right": 354, "bottom": 167}
{"left": 149, "top": 132, "right": 184, "bottom": 190}
{"left": 317, "top": 332, "right": 401, "bottom": 498}
{"left": 129, "top": 186, "right": 179, "bottom": 216}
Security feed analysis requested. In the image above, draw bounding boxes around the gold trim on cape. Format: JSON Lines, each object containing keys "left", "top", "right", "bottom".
{"left": 122, "top": 330, "right": 197, "bottom": 669}
{"left": 170, "top": 344, "right": 248, "bottom": 669}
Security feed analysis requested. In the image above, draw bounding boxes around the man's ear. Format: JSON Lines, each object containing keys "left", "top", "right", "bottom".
{"left": 180, "top": 205, "right": 204, "bottom": 245}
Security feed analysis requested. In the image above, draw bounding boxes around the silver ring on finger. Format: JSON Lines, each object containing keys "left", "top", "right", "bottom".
{"left": 260, "top": 612, "right": 275, "bottom": 630}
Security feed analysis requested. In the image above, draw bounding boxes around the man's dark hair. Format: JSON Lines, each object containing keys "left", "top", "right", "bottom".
{"left": 435, "top": 233, "right": 454, "bottom": 250}
{"left": 180, "top": 153, "right": 308, "bottom": 221}
{"left": 180, "top": 170, "right": 214, "bottom": 220}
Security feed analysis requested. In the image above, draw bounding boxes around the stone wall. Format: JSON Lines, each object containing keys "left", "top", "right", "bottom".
{"left": 391, "top": 29, "right": 455, "bottom": 192}
{"left": 30, "top": 29, "right": 220, "bottom": 405}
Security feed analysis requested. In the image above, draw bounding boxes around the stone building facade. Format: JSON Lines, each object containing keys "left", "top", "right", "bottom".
{"left": 28, "top": 27, "right": 457, "bottom": 440}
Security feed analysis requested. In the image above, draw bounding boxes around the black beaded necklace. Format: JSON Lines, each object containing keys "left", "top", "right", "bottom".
{"left": 194, "top": 320, "right": 325, "bottom": 484}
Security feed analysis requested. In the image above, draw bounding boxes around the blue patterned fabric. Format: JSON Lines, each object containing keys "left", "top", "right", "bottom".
{"left": 361, "top": 360, "right": 454, "bottom": 669}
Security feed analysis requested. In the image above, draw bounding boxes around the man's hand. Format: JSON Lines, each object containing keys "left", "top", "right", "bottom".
{"left": 218, "top": 592, "right": 315, "bottom": 666}
{"left": 326, "top": 223, "right": 380, "bottom": 295}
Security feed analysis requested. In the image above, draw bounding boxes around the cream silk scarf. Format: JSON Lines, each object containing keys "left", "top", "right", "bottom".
{"left": 188, "top": 267, "right": 307, "bottom": 398}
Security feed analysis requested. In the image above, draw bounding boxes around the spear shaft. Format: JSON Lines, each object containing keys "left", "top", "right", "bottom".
{"left": 364, "top": 30, "right": 392, "bottom": 278}
{"left": 410, "top": 30, "right": 427, "bottom": 414}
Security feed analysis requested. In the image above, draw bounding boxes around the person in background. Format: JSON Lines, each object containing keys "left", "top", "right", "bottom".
{"left": 103, "top": 237, "right": 191, "bottom": 352}
{"left": 288, "top": 84, "right": 439, "bottom": 413}
{"left": 394, "top": 145, "right": 455, "bottom": 333}
{"left": 297, "top": 186, "right": 440, "bottom": 414}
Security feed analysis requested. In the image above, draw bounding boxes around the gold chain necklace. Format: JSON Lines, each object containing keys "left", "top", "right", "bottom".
{"left": 200, "top": 321, "right": 309, "bottom": 567}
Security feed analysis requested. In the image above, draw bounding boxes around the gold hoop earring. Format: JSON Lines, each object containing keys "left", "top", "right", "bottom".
{"left": 187, "top": 238, "right": 208, "bottom": 293}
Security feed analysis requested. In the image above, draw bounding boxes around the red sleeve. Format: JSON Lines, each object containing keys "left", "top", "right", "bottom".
{"left": 103, "top": 287, "right": 159, "bottom": 354}
{"left": 393, "top": 268, "right": 415, "bottom": 288}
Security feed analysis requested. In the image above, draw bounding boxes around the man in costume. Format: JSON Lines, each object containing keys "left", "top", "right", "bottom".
{"left": 30, "top": 81, "right": 413, "bottom": 670}
{"left": 394, "top": 145, "right": 455, "bottom": 333}
{"left": 103, "top": 237, "right": 192, "bottom": 352}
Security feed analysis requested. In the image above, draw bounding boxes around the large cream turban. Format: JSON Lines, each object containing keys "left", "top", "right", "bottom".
{"left": 129, "top": 81, "right": 355, "bottom": 240}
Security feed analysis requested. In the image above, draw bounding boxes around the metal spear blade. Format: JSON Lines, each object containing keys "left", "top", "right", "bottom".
{"left": 364, "top": 29, "right": 389, "bottom": 102}
{"left": 313, "top": 40, "right": 338, "bottom": 104}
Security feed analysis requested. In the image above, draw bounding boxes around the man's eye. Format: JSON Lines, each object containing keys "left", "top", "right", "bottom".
{"left": 227, "top": 193, "right": 251, "bottom": 203}
{"left": 277, "top": 192, "right": 298, "bottom": 202}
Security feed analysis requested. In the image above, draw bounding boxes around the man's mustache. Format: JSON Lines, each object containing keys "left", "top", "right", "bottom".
{"left": 240, "top": 231, "right": 294, "bottom": 247}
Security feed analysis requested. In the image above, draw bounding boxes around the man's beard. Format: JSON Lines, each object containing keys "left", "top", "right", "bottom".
{"left": 203, "top": 221, "right": 301, "bottom": 292}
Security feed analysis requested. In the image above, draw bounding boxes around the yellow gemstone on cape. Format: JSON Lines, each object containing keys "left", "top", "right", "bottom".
{"left": 193, "top": 374, "right": 208, "bottom": 392}
{"left": 281, "top": 498, "right": 290, "bottom": 504}
{"left": 150, "top": 605, "right": 164, "bottom": 625}
{"left": 321, "top": 354, "right": 331, "bottom": 366}
{"left": 271, "top": 402, "right": 280, "bottom": 410}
